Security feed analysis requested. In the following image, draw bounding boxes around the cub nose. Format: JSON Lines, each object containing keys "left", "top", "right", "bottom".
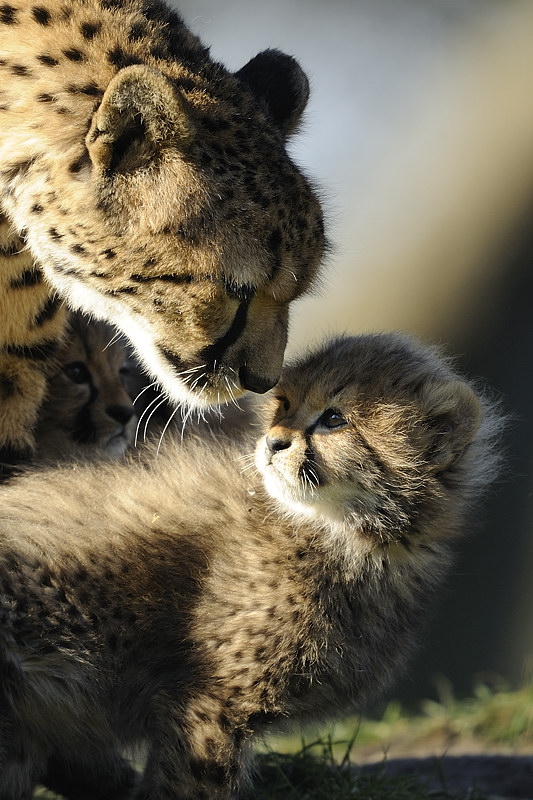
{"left": 106, "top": 404, "right": 136, "bottom": 426}
{"left": 266, "top": 433, "right": 292, "bottom": 454}
{"left": 239, "top": 366, "right": 277, "bottom": 395}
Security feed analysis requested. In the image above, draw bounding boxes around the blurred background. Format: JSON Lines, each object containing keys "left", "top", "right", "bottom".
{"left": 172, "top": 0, "right": 533, "bottom": 706}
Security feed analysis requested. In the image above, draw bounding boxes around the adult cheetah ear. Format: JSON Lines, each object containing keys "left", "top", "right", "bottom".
{"left": 235, "top": 49, "right": 310, "bottom": 138}
{"left": 86, "top": 65, "right": 194, "bottom": 173}
{"left": 420, "top": 379, "right": 482, "bottom": 472}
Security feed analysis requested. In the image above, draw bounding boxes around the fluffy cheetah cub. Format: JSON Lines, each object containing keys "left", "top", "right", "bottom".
{"left": 35, "top": 311, "right": 137, "bottom": 461}
{"left": 0, "top": 333, "right": 501, "bottom": 800}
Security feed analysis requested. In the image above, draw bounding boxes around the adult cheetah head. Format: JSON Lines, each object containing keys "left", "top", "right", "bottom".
{"left": 44, "top": 52, "right": 326, "bottom": 410}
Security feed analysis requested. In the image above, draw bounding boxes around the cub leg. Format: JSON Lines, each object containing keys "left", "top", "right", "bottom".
{"left": 137, "top": 698, "right": 251, "bottom": 800}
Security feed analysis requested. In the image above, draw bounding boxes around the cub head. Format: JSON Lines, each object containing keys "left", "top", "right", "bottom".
{"left": 40, "top": 52, "right": 325, "bottom": 411}
{"left": 36, "top": 313, "right": 137, "bottom": 460}
{"left": 256, "top": 333, "right": 499, "bottom": 542}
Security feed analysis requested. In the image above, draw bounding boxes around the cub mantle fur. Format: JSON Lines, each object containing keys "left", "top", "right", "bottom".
{"left": 0, "top": 333, "right": 501, "bottom": 799}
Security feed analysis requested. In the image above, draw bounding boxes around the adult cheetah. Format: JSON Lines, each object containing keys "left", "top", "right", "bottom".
{"left": 0, "top": 0, "right": 325, "bottom": 475}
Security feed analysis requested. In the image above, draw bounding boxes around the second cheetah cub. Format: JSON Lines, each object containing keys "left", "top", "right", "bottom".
{"left": 0, "top": 333, "right": 501, "bottom": 799}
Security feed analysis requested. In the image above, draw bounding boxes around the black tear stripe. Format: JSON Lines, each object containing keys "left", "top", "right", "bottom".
{"left": 199, "top": 299, "right": 250, "bottom": 372}
{"left": 130, "top": 273, "right": 194, "bottom": 285}
{"left": 72, "top": 384, "right": 98, "bottom": 446}
{"left": 299, "top": 458, "right": 324, "bottom": 488}
{"left": 157, "top": 299, "right": 251, "bottom": 387}
{"left": 158, "top": 345, "right": 184, "bottom": 374}
{"left": 300, "top": 436, "right": 325, "bottom": 488}
{"left": 222, "top": 279, "right": 256, "bottom": 304}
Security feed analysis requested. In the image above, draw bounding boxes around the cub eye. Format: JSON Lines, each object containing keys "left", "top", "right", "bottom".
{"left": 64, "top": 361, "right": 91, "bottom": 384}
{"left": 275, "top": 395, "right": 290, "bottom": 413}
{"left": 319, "top": 408, "right": 347, "bottom": 430}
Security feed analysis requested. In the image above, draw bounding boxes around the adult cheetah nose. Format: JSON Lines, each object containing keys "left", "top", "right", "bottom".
{"left": 239, "top": 366, "right": 277, "bottom": 394}
{"left": 266, "top": 433, "right": 292, "bottom": 454}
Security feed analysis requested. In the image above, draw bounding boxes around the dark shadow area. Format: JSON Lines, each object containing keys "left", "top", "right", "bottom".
{"left": 360, "top": 754, "right": 533, "bottom": 797}
{"left": 394, "top": 195, "right": 533, "bottom": 703}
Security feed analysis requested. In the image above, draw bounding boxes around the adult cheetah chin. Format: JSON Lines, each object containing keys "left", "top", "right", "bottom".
{"left": 0, "top": 0, "right": 326, "bottom": 474}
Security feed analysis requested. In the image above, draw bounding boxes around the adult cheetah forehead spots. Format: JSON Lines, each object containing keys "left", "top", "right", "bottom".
{"left": 37, "top": 54, "right": 60, "bottom": 67}
{"left": 63, "top": 48, "right": 86, "bottom": 63}
{"left": 0, "top": 5, "right": 18, "bottom": 25}
{"left": 80, "top": 21, "right": 101, "bottom": 40}
{"left": 11, "top": 64, "right": 32, "bottom": 77}
{"left": 107, "top": 46, "right": 143, "bottom": 70}
{"left": 128, "top": 21, "right": 147, "bottom": 42}
{"left": 31, "top": 6, "right": 52, "bottom": 26}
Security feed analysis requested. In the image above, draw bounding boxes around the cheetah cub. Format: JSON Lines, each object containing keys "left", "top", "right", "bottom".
{"left": 35, "top": 311, "right": 137, "bottom": 461}
{"left": 0, "top": 333, "right": 501, "bottom": 800}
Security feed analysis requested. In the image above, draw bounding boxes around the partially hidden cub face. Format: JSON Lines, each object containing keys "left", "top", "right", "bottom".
{"left": 36, "top": 314, "right": 137, "bottom": 459}
{"left": 256, "top": 334, "right": 483, "bottom": 540}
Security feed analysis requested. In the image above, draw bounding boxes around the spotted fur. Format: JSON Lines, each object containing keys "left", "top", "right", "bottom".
{"left": 0, "top": 0, "right": 325, "bottom": 476}
{"left": 0, "top": 332, "right": 501, "bottom": 799}
{"left": 34, "top": 311, "right": 137, "bottom": 461}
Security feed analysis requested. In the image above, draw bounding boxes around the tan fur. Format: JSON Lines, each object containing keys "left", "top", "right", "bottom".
{"left": 34, "top": 311, "right": 137, "bottom": 461}
{"left": 0, "top": 1, "right": 325, "bottom": 475}
{"left": 0, "top": 332, "right": 501, "bottom": 799}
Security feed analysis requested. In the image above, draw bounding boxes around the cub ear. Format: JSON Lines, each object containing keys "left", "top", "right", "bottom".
{"left": 235, "top": 49, "right": 310, "bottom": 138}
{"left": 420, "top": 379, "right": 482, "bottom": 472}
{"left": 86, "top": 65, "right": 194, "bottom": 173}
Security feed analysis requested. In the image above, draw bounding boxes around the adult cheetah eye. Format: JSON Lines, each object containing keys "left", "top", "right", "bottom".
{"left": 319, "top": 408, "right": 347, "bottom": 430}
{"left": 275, "top": 395, "right": 290, "bottom": 412}
{"left": 64, "top": 361, "right": 91, "bottom": 384}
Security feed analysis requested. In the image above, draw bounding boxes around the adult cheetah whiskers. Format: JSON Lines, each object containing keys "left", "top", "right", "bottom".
{"left": 224, "top": 369, "right": 242, "bottom": 408}
{"left": 155, "top": 404, "right": 182, "bottom": 457}
{"left": 189, "top": 371, "right": 208, "bottom": 394}
{"left": 179, "top": 365, "right": 208, "bottom": 387}
{"left": 134, "top": 393, "right": 167, "bottom": 447}
{"left": 132, "top": 381, "right": 159, "bottom": 407}
{"left": 142, "top": 398, "right": 170, "bottom": 443}
{"left": 102, "top": 330, "right": 122, "bottom": 352}
{"left": 181, "top": 387, "right": 209, "bottom": 440}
